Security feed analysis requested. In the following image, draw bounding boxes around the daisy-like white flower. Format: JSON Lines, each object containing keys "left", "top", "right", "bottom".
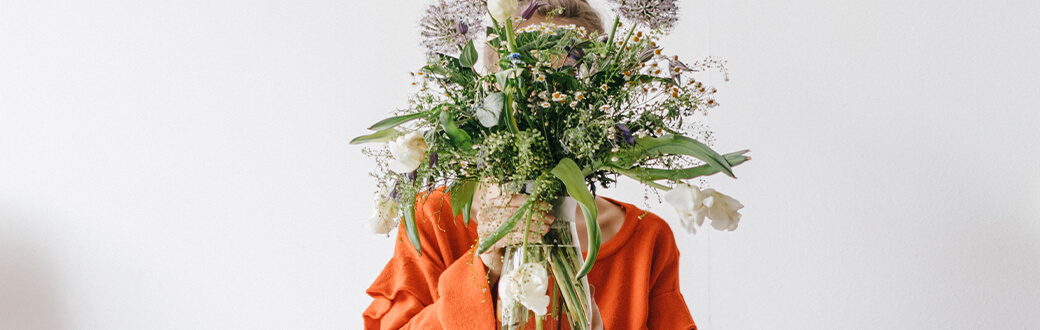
{"left": 552, "top": 92, "right": 566, "bottom": 102}
{"left": 569, "top": 100, "right": 580, "bottom": 107}
{"left": 540, "top": 101, "right": 552, "bottom": 108}
{"left": 420, "top": 0, "right": 486, "bottom": 57}
{"left": 607, "top": 0, "right": 680, "bottom": 31}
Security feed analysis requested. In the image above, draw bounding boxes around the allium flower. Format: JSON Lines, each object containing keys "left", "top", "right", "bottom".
{"left": 387, "top": 131, "right": 429, "bottom": 173}
{"left": 664, "top": 183, "right": 744, "bottom": 233}
{"left": 420, "top": 0, "right": 486, "bottom": 57}
{"left": 608, "top": 0, "right": 680, "bottom": 31}
{"left": 499, "top": 262, "right": 551, "bottom": 315}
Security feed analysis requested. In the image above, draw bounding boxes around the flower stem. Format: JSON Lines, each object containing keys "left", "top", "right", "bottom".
{"left": 605, "top": 16, "right": 620, "bottom": 53}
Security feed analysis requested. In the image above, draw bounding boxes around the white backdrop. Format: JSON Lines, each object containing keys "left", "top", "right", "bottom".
{"left": 2, "top": 0, "right": 1039, "bottom": 329}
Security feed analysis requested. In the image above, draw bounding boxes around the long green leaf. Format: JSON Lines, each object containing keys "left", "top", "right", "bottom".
{"left": 403, "top": 200, "right": 422, "bottom": 255}
{"left": 477, "top": 200, "right": 533, "bottom": 253}
{"left": 550, "top": 158, "right": 600, "bottom": 279}
{"left": 367, "top": 111, "right": 427, "bottom": 131}
{"left": 460, "top": 40, "right": 478, "bottom": 68}
{"left": 349, "top": 128, "right": 400, "bottom": 145}
{"left": 449, "top": 180, "right": 477, "bottom": 225}
{"left": 625, "top": 149, "right": 749, "bottom": 181}
{"left": 634, "top": 135, "right": 735, "bottom": 178}
{"left": 439, "top": 110, "right": 472, "bottom": 149}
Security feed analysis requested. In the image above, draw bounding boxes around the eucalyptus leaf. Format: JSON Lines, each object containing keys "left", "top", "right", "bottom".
{"left": 476, "top": 93, "right": 505, "bottom": 127}
{"left": 460, "top": 41, "right": 478, "bottom": 68}
{"left": 550, "top": 158, "right": 600, "bottom": 279}
{"left": 349, "top": 128, "right": 401, "bottom": 145}
{"left": 494, "top": 69, "right": 516, "bottom": 90}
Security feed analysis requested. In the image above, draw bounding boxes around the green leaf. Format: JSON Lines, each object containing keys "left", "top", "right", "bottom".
{"left": 459, "top": 40, "right": 478, "bottom": 68}
{"left": 617, "top": 150, "right": 750, "bottom": 182}
{"left": 494, "top": 69, "right": 516, "bottom": 90}
{"left": 631, "top": 135, "right": 736, "bottom": 178}
{"left": 477, "top": 200, "right": 533, "bottom": 253}
{"left": 449, "top": 180, "right": 478, "bottom": 225}
{"left": 367, "top": 112, "right": 427, "bottom": 131}
{"left": 550, "top": 158, "right": 600, "bottom": 279}
{"left": 439, "top": 110, "right": 472, "bottom": 149}
{"left": 349, "top": 128, "right": 401, "bottom": 145}
{"left": 476, "top": 93, "right": 505, "bottom": 127}
{"left": 402, "top": 200, "right": 422, "bottom": 255}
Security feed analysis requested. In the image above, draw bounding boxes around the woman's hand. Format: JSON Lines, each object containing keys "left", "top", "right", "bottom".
{"left": 471, "top": 186, "right": 555, "bottom": 284}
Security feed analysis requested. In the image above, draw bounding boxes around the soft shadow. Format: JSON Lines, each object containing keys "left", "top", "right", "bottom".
{"left": 0, "top": 212, "right": 65, "bottom": 330}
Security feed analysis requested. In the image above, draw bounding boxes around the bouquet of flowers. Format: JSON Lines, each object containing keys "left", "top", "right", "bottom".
{"left": 354, "top": 0, "right": 750, "bottom": 328}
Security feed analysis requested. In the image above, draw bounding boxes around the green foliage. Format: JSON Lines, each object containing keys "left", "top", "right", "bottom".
{"left": 359, "top": 19, "right": 749, "bottom": 262}
{"left": 550, "top": 158, "right": 600, "bottom": 279}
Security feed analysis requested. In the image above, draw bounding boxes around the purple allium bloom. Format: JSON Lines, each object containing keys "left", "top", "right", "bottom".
{"left": 420, "top": 0, "right": 486, "bottom": 57}
{"left": 616, "top": 124, "right": 635, "bottom": 145}
{"left": 429, "top": 151, "right": 438, "bottom": 167}
{"left": 521, "top": 1, "right": 549, "bottom": 20}
{"left": 607, "top": 0, "right": 680, "bottom": 31}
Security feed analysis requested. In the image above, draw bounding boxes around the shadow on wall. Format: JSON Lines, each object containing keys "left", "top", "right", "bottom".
{"left": 0, "top": 211, "right": 65, "bottom": 329}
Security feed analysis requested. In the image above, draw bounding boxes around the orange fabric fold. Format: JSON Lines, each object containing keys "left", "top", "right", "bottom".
{"left": 364, "top": 189, "right": 697, "bottom": 330}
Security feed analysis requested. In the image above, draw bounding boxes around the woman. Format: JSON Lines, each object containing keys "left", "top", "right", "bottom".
{"left": 364, "top": 1, "right": 698, "bottom": 329}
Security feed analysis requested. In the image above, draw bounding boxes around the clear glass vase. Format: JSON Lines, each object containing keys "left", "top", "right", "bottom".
{"left": 497, "top": 197, "right": 592, "bottom": 330}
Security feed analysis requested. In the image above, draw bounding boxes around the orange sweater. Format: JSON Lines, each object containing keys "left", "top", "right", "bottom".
{"left": 364, "top": 189, "right": 697, "bottom": 329}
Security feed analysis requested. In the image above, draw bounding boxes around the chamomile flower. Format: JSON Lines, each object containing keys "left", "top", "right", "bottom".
{"left": 552, "top": 92, "right": 566, "bottom": 102}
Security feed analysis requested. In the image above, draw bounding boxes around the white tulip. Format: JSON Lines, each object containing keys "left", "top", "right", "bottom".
{"left": 664, "top": 183, "right": 709, "bottom": 234}
{"left": 387, "top": 131, "right": 429, "bottom": 173}
{"left": 664, "top": 183, "right": 743, "bottom": 233}
{"left": 488, "top": 0, "right": 519, "bottom": 23}
{"left": 499, "top": 262, "right": 551, "bottom": 315}
{"left": 366, "top": 197, "right": 399, "bottom": 234}
{"left": 704, "top": 189, "right": 743, "bottom": 231}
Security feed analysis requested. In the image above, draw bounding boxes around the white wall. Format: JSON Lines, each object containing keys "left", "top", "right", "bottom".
{"left": 1, "top": 0, "right": 1038, "bottom": 329}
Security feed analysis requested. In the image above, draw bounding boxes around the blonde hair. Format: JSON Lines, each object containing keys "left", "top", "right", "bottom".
{"left": 518, "top": 0, "right": 605, "bottom": 34}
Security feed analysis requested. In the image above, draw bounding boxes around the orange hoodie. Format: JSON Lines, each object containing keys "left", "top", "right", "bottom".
{"left": 364, "top": 189, "right": 697, "bottom": 329}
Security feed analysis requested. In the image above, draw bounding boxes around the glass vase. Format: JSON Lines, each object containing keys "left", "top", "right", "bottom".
{"left": 497, "top": 197, "right": 592, "bottom": 330}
